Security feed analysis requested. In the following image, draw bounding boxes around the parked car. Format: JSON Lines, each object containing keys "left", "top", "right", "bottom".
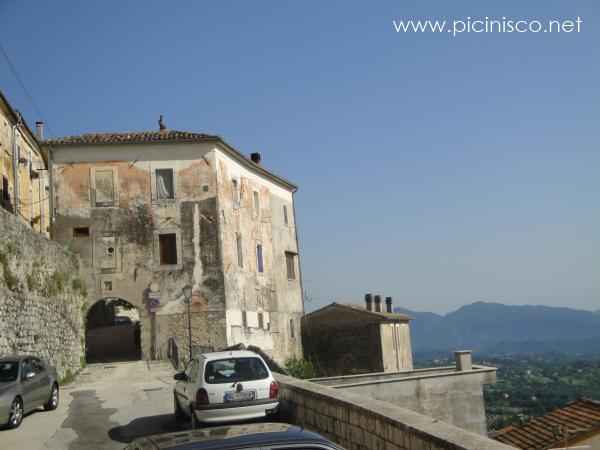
{"left": 173, "top": 350, "right": 279, "bottom": 426}
{"left": 0, "top": 355, "right": 59, "bottom": 429}
{"left": 124, "top": 422, "right": 346, "bottom": 450}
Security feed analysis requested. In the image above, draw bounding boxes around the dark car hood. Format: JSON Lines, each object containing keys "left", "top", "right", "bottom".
{"left": 0, "top": 381, "right": 18, "bottom": 396}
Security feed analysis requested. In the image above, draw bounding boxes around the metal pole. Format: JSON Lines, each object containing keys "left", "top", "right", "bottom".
{"left": 187, "top": 299, "right": 193, "bottom": 361}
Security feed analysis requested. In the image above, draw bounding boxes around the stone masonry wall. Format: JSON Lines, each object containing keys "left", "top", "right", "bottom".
{"left": 0, "top": 207, "right": 86, "bottom": 380}
{"left": 276, "top": 374, "right": 518, "bottom": 450}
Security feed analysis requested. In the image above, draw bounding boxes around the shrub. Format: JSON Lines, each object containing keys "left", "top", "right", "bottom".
{"left": 284, "top": 357, "right": 316, "bottom": 379}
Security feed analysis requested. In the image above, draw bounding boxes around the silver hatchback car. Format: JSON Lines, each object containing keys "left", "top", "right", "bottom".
{"left": 0, "top": 355, "right": 59, "bottom": 429}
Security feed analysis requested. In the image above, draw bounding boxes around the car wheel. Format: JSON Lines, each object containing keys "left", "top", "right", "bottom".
{"left": 174, "top": 394, "right": 186, "bottom": 424}
{"left": 7, "top": 397, "right": 23, "bottom": 429}
{"left": 44, "top": 384, "right": 59, "bottom": 411}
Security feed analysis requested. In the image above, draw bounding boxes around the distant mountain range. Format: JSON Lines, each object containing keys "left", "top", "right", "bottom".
{"left": 394, "top": 302, "right": 600, "bottom": 356}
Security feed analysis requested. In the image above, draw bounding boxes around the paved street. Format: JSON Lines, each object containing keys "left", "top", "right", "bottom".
{"left": 1, "top": 360, "right": 184, "bottom": 450}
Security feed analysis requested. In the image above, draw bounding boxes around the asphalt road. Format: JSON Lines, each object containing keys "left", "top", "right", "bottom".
{"left": 1, "top": 360, "right": 186, "bottom": 450}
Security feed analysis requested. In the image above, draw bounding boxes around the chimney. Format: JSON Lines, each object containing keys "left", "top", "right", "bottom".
{"left": 35, "top": 121, "right": 44, "bottom": 140}
{"left": 365, "top": 293, "right": 373, "bottom": 311}
{"left": 385, "top": 296, "right": 393, "bottom": 313}
{"left": 250, "top": 152, "right": 261, "bottom": 164}
{"left": 158, "top": 115, "right": 167, "bottom": 131}
{"left": 455, "top": 350, "right": 473, "bottom": 371}
{"left": 374, "top": 295, "right": 382, "bottom": 313}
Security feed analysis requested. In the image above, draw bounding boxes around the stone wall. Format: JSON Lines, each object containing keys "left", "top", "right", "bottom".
{"left": 0, "top": 207, "right": 86, "bottom": 379}
{"left": 276, "top": 373, "right": 518, "bottom": 450}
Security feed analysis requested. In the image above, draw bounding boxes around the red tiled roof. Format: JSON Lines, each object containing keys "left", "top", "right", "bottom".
{"left": 42, "top": 130, "right": 219, "bottom": 146}
{"left": 493, "top": 399, "right": 600, "bottom": 449}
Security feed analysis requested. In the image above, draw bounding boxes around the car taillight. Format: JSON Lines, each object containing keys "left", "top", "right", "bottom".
{"left": 196, "top": 388, "right": 209, "bottom": 406}
{"left": 269, "top": 381, "right": 279, "bottom": 399}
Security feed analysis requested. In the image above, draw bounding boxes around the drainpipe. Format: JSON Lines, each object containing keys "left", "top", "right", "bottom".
{"left": 11, "top": 122, "right": 20, "bottom": 216}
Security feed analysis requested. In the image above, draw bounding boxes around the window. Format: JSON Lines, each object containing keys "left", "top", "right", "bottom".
{"left": 283, "top": 205, "right": 289, "bottom": 226}
{"left": 93, "top": 169, "right": 116, "bottom": 206}
{"left": 236, "top": 233, "right": 243, "bottom": 268}
{"left": 1, "top": 176, "right": 9, "bottom": 201}
{"left": 242, "top": 311, "right": 248, "bottom": 328}
{"left": 285, "top": 252, "right": 296, "bottom": 280}
{"left": 155, "top": 168, "right": 175, "bottom": 200}
{"left": 73, "top": 227, "right": 90, "bottom": 237}
{"left": 0, "top": 361, "right": 18, "bottom": 382}
{"left": 258, "top": 312, "right": 264, "bottom": 329}
{"left": 290, "top": 319, "right": 295, "bottom": 339}
{"left": 159, "top": 233, "right": 178, "bottom": 265}
{"left": 204, "top": 357, "right": 269, "bottom": 384}
{"left": 232, "top": 179, "right": 240, "bottom": 207}
{"left": 103, "top": 281, "right": 113, "bottom": 292}
{"left": 253, "top": 191, "right": 260, "bottom": 217}
{"left": 256, "top": 244, "right": 264, "bottom": 273}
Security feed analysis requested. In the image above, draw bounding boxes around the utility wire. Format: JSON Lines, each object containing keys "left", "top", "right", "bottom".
{"left": 0, "top": 40, "right": 57, "bottom": 137}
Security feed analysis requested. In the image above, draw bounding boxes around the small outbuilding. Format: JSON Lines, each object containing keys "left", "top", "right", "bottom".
{"left": 302, "top": 295, "right": 413, "bottom": 376}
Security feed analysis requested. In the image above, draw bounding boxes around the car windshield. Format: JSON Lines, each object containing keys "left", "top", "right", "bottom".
{"left": 205, "top": 357, "right": 269, "bottom": 384}
{"left": 0, "top": 361, "right": 19, "bottom": 382}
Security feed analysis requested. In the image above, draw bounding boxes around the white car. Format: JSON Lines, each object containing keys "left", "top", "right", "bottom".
{"left": 173, "top": 350, "right": 279, "bottom": 426}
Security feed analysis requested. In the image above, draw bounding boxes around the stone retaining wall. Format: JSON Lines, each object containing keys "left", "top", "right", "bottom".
{"left": 0, "top": 208, "right": 87, "bottom": 380}
{"left": 276, "top": 373, "right": 517, "bottom": 450}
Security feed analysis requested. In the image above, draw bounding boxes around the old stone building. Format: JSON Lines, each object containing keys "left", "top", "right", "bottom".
{"left": 0, "top": 91, "right": 50, "bottom": 236}
{"left": 43, "top": 123, "right": 304, "bottom": 364}
{"left": 302, "top": 295, "right": 413, "bottom": 376}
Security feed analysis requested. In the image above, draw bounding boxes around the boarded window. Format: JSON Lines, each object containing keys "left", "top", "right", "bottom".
{"left": 97, "top": 235, "right": 117, "bottom": 270}
{"left": 258, "top": 312, "right": 264, "bottom": 329}
{"left": 159, "top": 233, "right": 178, "bottom": 265}
{"left": 256, "top": 244, "right": 264, "bottom": 273}
{"left": 232, "top": 179, "right": 240, "bottom": 207}
{"left": 236, "top": 233, "right": 243, "bottom": 268}
{"left": 253, "top": 191, "right": 260, "bottom": 216}
{"left": 94, "top": 169, "right": 115, "bottom": 206}
{"left": 73, "top": 227, "right": 90, "bottom": 237}
{"left": 283, "top": 205, "right": 289, "bottom": 226}
{"left": 285, "top": 252, "right": 296, "bottom": 280}
{"left": 156, "top": 169, "right": 174, "bottom": 200}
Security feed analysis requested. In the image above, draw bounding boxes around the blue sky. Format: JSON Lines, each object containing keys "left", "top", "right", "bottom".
{"left": 1, "top": 1, "right": 598, "bottom": 314}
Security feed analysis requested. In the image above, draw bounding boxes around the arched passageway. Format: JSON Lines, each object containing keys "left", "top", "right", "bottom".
{"left": 85, "top": 298, "right": 141, "bottom": 363}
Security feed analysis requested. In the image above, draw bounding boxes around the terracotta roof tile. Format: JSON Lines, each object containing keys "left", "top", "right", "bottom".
{"left": 42, "top": 130, "right": 219, "bottom": 146}
{"left": 494, "top": 399, "right": 600, "bottom": 449}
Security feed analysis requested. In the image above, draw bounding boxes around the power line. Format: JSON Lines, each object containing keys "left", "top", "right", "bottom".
{"left": 0, "top": 40, "right": 56, "bottom": 137}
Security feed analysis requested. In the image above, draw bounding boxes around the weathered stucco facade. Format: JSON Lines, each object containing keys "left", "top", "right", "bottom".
{"left": 45, "top": 129, "right": 303, "bottom": 364}
{"left": 0, "top": 91, "right": 50, "bottom": 237}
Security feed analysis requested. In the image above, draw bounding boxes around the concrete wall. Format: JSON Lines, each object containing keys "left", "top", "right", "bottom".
{"left": 0, "top": 100, "right": 50, "bottom": 237}
{"left": 215, "top": 149, "right": 303, "bottom": 362}
{"left": 311, "top": 365, "right": 496, "bottom": 435}
{"left": 0, "top": 207, "right": 86, "bottom": 380}
{"left": 276, "top": 373, "right": 517, "bottom": 450}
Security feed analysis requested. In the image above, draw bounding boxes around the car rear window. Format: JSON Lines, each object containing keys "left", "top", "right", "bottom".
{"left": 0, "top": 361, "right": 19, "bottom": 382}
{"left": 204, "top": 357, "right": 269, "bottom": 384}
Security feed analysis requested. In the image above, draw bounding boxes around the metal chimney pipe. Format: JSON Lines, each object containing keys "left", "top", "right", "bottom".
{"left": 365, "top": 293, "right": 373, "bottom": 311}
{"left": 385, "top": 296, "right": 393, "bottom": 313}
{"left": 374, "top": 295, "right": 382, "bottom": 313}
{"left": 35, "top": 121, "right": 44, "bottom": 140}
{"left": 250, "top": 152, "right": 262, "bottom": 164}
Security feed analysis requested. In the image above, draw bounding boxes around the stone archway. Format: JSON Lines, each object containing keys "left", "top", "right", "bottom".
{"left": 85, "top": 298, "right": 141, "bottom": 363}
